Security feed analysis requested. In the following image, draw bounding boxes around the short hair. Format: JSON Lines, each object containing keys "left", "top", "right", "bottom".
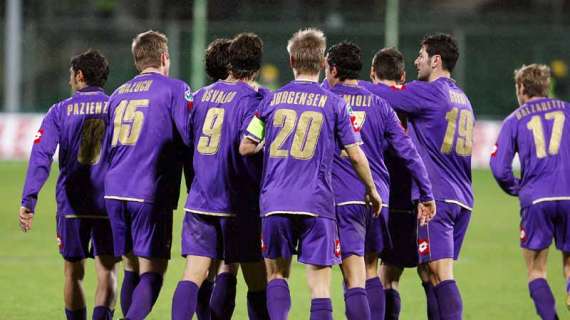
{"left": 229, "top": 33, "right": 263, "bottom": 79}
{"left": 371, "top": 47, "right": 405, "bottom": 82}
{"left": 326, "top": 41, "right": 362, "bottom": 81}
{"left": 131, "top": 30, "right": 168, "bottom": 72}
{"left": 287, "top": 28, "right": 326, "bottom": 74}
{"left": 205, "top": 38, "right": 231, "bottom": 81}
{"left": 70, "top": 49, "right": 109, "bottom": 87}
{"left": 514, "top": 64, "right": 551, "bottom": 98}
{"left": 421, "top": 33, "right": 459, "bottom": 73}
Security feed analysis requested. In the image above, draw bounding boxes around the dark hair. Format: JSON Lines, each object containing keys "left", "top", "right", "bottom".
{"left": 70, "top": 49, "right": 109, "bottom": 87}
{"left": 205, "top": 38, "right": 231, "bottom": 81}
{"left": 326, "top": 41, "right": 362, "bottom": 81}
{"left": 229, "top": 33, "right": 263, "bottom": 79}
{"left": 421, "top": 33, "right": 459, "bottom": 73}
{"left": 131, "top": 30, "right": 168, "bottom": 72}
{"left": 371, "top": 47, "right": 405, "bottom": 82}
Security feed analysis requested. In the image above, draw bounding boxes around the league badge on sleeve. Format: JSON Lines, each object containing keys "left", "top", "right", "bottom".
{"left": 348, "top": 106, "right": 365, "bottom": 133}
{"left": 185, "top": 88, "right": 193, "bottom": 111}
{"left": 33, "top": 129, "right": 44, "bottom": 144}
{"left": 491, "top": 144, "right": 498, "bottom": 157}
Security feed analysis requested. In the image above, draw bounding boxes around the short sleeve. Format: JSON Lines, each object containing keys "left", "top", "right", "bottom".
{"left": 335, "top": 99, "right": 361, "bottom": 148}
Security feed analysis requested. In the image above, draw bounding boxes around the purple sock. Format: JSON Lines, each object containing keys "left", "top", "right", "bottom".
{"left": 172, "top": 280, "right": 199, "bottom": 320}
{"left": 385, "top": 288, "right": 401, "bottom": 320}
{"left": 434, "top": 280, "right": 463, "bottom": 320}
{"left": 65, "top": 308, "right": 86, "bottom": 320}
{"left": 566, "top": 278, "right": 570, "bottom": 294}
{"left": 365, "top": 277, "right": 385, "bottom": 319}
{"left": 196, "top": 279, "right": 213, "bottom": 320}
{"left": 247, "top": 290, "right": 269, "bottom": 320}
{"left": 210, "top": 272, "right": 237, "bottom": 320}
{"left": 344, "top": 287, "right": 370, "bottom": 320}
{"left": 266, "top": 279, "right": 291, "bottom": 320}
{"left": 125, "top": 272, "right": 163, "bottom": 320}
{"left": 120, "top": 270, "right": 140, "bottom": 316}
{"left": 529, "top": 278, "right": 559, "bottom": 320}
{"left": 310, "top": 298, "right": 333, "bottom": 320}
{"left": 422, "top": 282, "right": 440, "bottom": 320}
{"left": 92, "top": 306, "right": 113, "bottom": 320}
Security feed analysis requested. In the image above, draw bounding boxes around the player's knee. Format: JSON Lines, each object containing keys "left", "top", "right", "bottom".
{"left": 64, "top": 261, "right": 85, "bottom": 281}
{"left": 242, "top": 262, "right": 267, "bottom": 291}
{"left": 527, "top": 268, "right": 548, "bottom": 281}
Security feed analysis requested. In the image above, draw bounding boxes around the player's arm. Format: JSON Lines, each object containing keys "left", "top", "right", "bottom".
{"left": 20, "top": 106, "right": 60, "bottom": 232}
{"left": 239, "top": 98, "right": 267, "bottom": 156}
{"left": 380, "top": 81, "right": 435, "bottom": 116}
{"left": 344, "top": 145, "right": 383, "bottom": 216}
{"left": 382, "top": 103, "right": 436, "bottom": 223}
{"left": 171, "top": 82, "right": 194, "bottom": 147}
{"left": 490, "top": 118, "right": 520, "bottom": 196}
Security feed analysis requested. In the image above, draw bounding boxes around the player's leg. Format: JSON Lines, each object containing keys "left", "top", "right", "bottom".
{"left": 337, "top": 204, "right": 371, "bottom": 320}
{"left": 554, "top": 201, "right": 570, "bottom": 311}
{"left": 125, "top": 202, "right": 173, "bottom": 320}
{"left": 241, "top": 261, "right": 269, "bottom": 320}
{"left": 380, "top": 263, "right": 404, "bottom": 320}
{"left": 195, "top": 260, "right": 219, "bottom": 320}
{"left": 298, "top": 216, "right": 341, "bottom": 320}
{"left": 92, "top": 255, "right": 118, "bottom": 320}
{"left": 521, "top": 202, "right": 558, "bottom": 319}
{"left": 172, "top": 213, "right": 220, "bottom": 320}
{"left": 64, "top": 259, "right": 87, "bottom": 320}
{"left": 210, "top": 261, "right": 238, "bottom": 320}
{"left": 563, "top": 252, "right": 570, "bottom": 310}
{"left": 263, "top": 215, "right": 295, "bottom": 320}
{"left": 417, "top": 264, "right": 440, "bottom": 320}
{"left": 120, "top": 252, "right": 139, "bottom": 316}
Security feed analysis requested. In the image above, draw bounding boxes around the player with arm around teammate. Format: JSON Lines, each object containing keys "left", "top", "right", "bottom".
{"left": 19, "top": 50, "right": 118, "bottom": 320}
{"left": 239, "top": 28, "right": 382, "bottom": 320}
{"left": 377, "top": 33, "right": 475, "bottom": 320}
{"left": 104, "top": 30, "right": 193, "bottom": 320}
{"left": 491, "top": 64, "right": 570, "bottom": 320}
{"left": 324, "top": 42, "right": 435, "bottom": 320}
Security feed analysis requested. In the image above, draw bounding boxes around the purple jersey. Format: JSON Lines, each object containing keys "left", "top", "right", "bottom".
{"left": 22, "top": 87, "right": 110, "bottom": 216}
{"left": 185, "top": 80, "right": 263, "bottom": 217}
{"left": 326, "top": 83, "right": 432, "bottom": 207}
{"left": 490, "top": 98, "right": 570, "bottom": 208}
{"left": 104, "top": 72, "right": 192, "bottom": 209}
{"left": 372, "top": 78, "right": 475, "bottom": 210}
{"left": 246, "top": 80, "right": 361, "bottom": 219}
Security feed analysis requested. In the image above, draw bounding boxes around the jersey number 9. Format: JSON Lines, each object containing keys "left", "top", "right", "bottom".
{"left": 197, "top": 108, "right": 225, "bottom": 155}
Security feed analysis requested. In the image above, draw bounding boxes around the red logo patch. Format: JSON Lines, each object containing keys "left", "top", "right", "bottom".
{"left": 335, "top": 239, "right": 341, "bottom": 257}
{"left": 520, "top": 226, "right": 527, "bottom": 242}
{"left": 418, "top": 239, "right": 430, "bottom": 256}
{"left": 260, "top": 237, "right": 266, "bottom": 252}
{"left": 57, "top": 235, "right": 63, "bottom": 249}
{"left": 33, "top": 129, "right": 44, "bottom": 144}
{"left": 491, "top": 144, "right": 498, "bottom": 157}
{"left": 349, "top": 114, "right": 361, "bottom": 132}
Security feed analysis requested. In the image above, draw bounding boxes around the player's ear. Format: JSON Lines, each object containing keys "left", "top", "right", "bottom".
{"left": 370, "top": 67, "right": 375, "bottom": 82}
{"left": 75, "top": 69, "right": 85, "bottom": 84}
{"left": 401, "top": 71, "right": 406, "bottom": 83}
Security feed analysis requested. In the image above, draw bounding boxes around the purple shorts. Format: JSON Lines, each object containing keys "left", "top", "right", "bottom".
{"left": 226, "top": 213, "right": 263, "bottom": 263}
{"left": 382, "top": 208, "right": 419, "bottom": 268}
{"left": 417, "top": 201, "right": 471, "bottom": 264}
{"left": 56, "top": 215, "right": 115, "bottom": 262}
{"left": 520, "top": 201, "right": 570, "bottom": 252}
{"left": 261, "top": 215, "right": 341, "bottom": 266}
{"left": 106, "top": 200, "right": 173, "bottom": 259}
{"left": 336, "top": 205, "right": 389, "bottom": 259}
{"left": 181, "top": 212, "right": 231, "bottom": 261}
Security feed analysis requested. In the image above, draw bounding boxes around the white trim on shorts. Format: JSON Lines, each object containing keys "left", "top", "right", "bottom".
{"left": 443, "top": 199, "right": 473, "bottom": 211}
{"left": 104, "top": 195, "right": 145, "bottom": 202}
{"left": 63, "top": 214, "right": 109, "bottom": 219}
{"left": 532, "top": 197, "right": 570, "bottom": 205}
{"left": 184, "top": 208, "right": 236, "bottom": 217}
{"left": 265, "top": 210, "right": 318, "bottom": 217}
{"left": 336, "top": 200, "right": 389, "bottom": 208}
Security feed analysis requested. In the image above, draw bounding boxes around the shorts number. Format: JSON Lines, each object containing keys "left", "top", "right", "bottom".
{"left": 441, "top": 107, "right": 474, "bottom": 156}
{"left": 197, "top": 108, "right": 225, "bottom": 155}
{"left": 526, "top": 111, "right": 565, "bottom": 159}
{"left": 77, "top": 119, "right": 105, "bottom": 165}
{"left": 111, "top": 99, "right": 149, "bottom": 146}
{"left": 269, "top": 109, "right": 323, "bottom": 160}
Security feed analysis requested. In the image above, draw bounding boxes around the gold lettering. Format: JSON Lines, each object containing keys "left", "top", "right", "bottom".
{"left": 79, "top": 103, "right": 85, "bottom": 115}
{"left": 89, "top": 102, "right": 95, "bottom": 114}
{"left": 355, "top": 95, "right": 362, "bottom": 107}
{"left": 318, "top": 95, "right": 327, "bottom": 108}
{"left": 286, "top": 91, "right": 294, "bottom": 104}
{"left": 307, "top": 93, "right": 314, "bottom": 106}
{"left": 298, "top": 92, "right": 307, "bottom": 105}
{"left": 103, "top": 102, "right": 108, "bottom": 114}
{"left": 293, "top": 92, "right": 301, "bottom": 105}
{"left": 67, "top": 105, "right": 73, "bottom": 116}
{"left": 95, "top": 102, "right": 102, "bottom": 114}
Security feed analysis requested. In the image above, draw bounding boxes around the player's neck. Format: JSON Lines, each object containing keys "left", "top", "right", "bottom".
{"left": 73, "top": 82, "right": 88, "bottom": 92}
{"left": 294, "top": 72, "right": 320, "bottom": 83}
{"left": 340, "top": 79, "right": 359, "bottom": 86}
{"left": 522, "top": 96, "right": 548, "bottom": 105}
{"left": 226, "top": 75, "right": 257, "bottom": 89}
{"left": 378, "top": 79, "right": 401, "bottom": 87}
{"left": 428, "top": 69, "right": 451, "bottom": 82}
{"left": 140, "top": 67, "right": 166, "bottom": 76}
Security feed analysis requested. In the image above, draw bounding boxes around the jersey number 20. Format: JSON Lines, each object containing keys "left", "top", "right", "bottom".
{"left": 269, "top": 109, "right": 323, "bottom": 160}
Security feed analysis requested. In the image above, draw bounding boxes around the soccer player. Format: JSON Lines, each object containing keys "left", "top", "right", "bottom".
{"left": 375, "top": 34, "right": 475, "bottom": 320}
{"left": 325, "top": 42, "right": 435, "bottom": 320}
{"left": 171, "top": 32, "right": 268, "bottom": 320}
{"left": 368, "top": 47, "right": 438, "bottom": 319}
{"left": 239, "top": 28, "right": 382, "bottom": 320}
{"left": 490, "top": 64, "right": 570, "bottom": 320}
{"left": 104, "top": 30, "right": 192, "bottom": 320}
{"left": 19, "top": 49, "right": 117, "bottom": 320}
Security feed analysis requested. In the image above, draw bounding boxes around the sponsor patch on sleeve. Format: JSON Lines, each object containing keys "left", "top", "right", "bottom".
{"left": 185, "top": 88, "right": 193, "bottom": 110}
{"left": 491, "top": 144, "right": 498, "bottom": 157}
{"left": 34, "top": 129, "right": 44, "bottom": 144}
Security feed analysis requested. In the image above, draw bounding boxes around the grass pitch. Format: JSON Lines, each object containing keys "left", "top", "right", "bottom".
{"left": 0, "top": 162, "right": 567, "bottom": 319}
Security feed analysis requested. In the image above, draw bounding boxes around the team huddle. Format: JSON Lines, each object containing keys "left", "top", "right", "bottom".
{"left": 16, "top": 26, "right": 570, "bottom": 320}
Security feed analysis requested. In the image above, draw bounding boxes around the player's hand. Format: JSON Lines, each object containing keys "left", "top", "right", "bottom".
{"left": 366, "top": 188, "right": 383, "bottom": 217}
{"left": 417, "top": 200, "right": 436, "bottom": 226}
{"left": 19, "top": 207, "right": 34, "bottom": 232}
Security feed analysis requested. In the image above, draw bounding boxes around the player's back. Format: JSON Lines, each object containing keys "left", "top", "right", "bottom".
{"left": 506, "top": 98, "right": 570, "bottom": 206}
{"left": 105, "top": 72, "right": 191, "bottom": 208}
{"left": 327, "top": 83, "right": 390, "bottom": 205}
{"left": 258, "top": 80, "right": 358, "bottom": 219}
{"left": 185, "top": 80, "right": 262, "bottom": 216}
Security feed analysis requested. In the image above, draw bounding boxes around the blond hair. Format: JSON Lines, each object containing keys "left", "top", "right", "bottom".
{"left": 131, "top": 30, "right": 168, "bottom": 72}
{"left": 514, "top": 64, "right": 551, "bottom": 98}
{"left": 287, "top": 28, "right": 326, "bottom": 74}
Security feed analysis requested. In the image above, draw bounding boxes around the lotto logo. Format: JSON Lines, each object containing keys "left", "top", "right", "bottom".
{"left": 260, "top": 237, "right": 266, "bottom": 252}
{"left": 56, "top": 235, "right": 63, "bottom": 249}
{"left": 520, "top": 226, "right": 527, "bottom": 242}
{"left": 33, "top": 129, "right": 44, "bottom": 144}
{"left": 491, "top": 144, "right": 498, "bottom": 157}
{"left": 335, "top": 240, "right": 341, "bottom": 257}
{"left": 418, "top": 239, "right": 430, "bottom": 256}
